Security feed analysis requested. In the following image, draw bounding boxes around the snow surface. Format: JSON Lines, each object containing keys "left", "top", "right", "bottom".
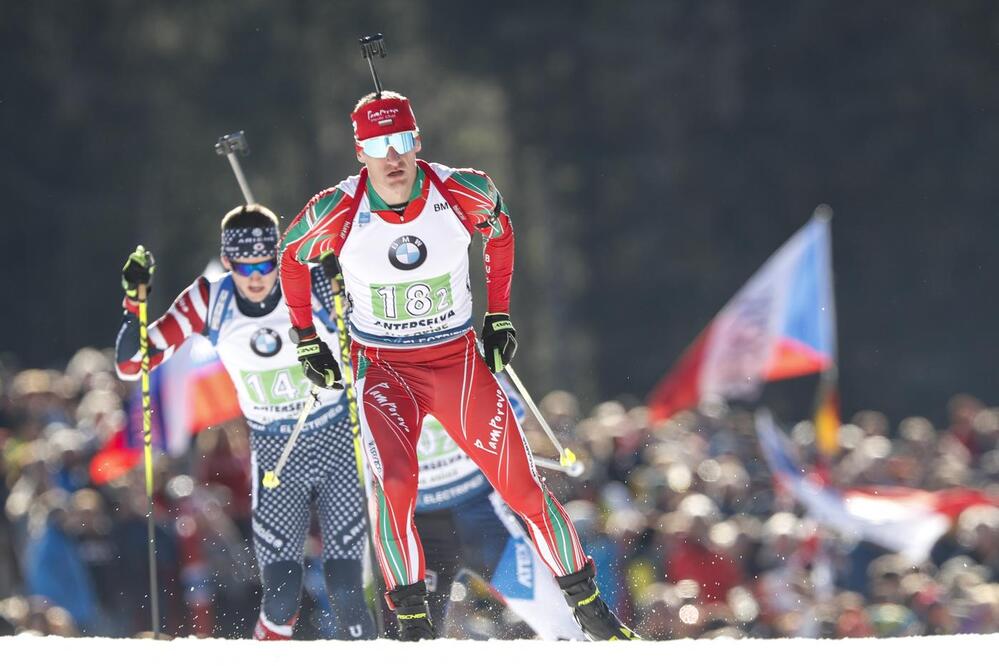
{"left": 1, "top": 634, "right": 997, "bottom": 666}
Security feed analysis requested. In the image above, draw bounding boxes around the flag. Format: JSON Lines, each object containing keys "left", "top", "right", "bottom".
{"left": 91, "top": 337, "right": 241, "bottom": 484}
{"left": 181, "top": 259, "right": 241, "bottom": 439}
{"left": 133, "top": 259, "right": 239, "bottom": 455}
{"left": 89, "top": 427, "right": 143, "bottom": 485}
{"left": 121, "top": 336, "right": 240, "bottom": 457}
{"left": 649, "top": 207, "right": 836, "bottom": 422}
{"left": 755, "top": 409, "right": 997, "bottom": 563}
{"left": 176, "top": 337, "right": 242, "bottom": 439}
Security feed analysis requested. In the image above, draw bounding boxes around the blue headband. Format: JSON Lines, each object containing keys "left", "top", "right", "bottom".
{"left": 221, "top": 225, "right": 279, "bottom": 259}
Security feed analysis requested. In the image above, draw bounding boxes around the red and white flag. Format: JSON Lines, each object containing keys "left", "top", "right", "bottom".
{"left": 756, "top": 409, "right": 997, "bottom": 563}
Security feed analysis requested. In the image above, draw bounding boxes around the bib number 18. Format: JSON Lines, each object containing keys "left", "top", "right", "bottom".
{"left": 373, "top": 274, "right": 453, "bottom": 321}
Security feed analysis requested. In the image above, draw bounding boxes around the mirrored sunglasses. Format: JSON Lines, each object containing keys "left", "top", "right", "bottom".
{"left": 231, "top": 259, "right": 277, "bottom": 277}
{"left": 358, "top": 131, "right": 417, "bottom": 158}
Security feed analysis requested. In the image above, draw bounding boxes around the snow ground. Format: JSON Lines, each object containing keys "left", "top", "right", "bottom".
{"left": 1, "top": 633, "right": 997, "bottom": 666}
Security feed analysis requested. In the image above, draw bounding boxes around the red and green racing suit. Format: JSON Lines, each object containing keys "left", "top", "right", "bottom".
{"left": 279, "top": 161, "right": 588, "bottom": 593}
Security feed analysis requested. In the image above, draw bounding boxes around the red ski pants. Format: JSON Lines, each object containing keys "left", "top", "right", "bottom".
{"left": 352, "top": 331, "right": 586, "bottom": 591}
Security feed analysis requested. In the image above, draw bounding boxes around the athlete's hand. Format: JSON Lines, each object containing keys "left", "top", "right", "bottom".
{"left": 481, "top": 313, "right": 517, "bottom": 373}
{"left": 121, "top": 245, "right": 155, "bottom": 301}
{"left": 294, "top": 329, "right": 344, "bottom": 390}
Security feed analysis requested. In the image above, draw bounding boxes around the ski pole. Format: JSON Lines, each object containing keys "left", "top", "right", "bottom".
{"left": 262, "top": 390, "right": 320, "bottom": 489}
{"left": 136, "top": 282, "right": 161, "bottom": 639}
{"left": 504, "top": 364, "right": 581, "bottom": 473}
{"left": 324, "top": 254, "right": 386, "bottom": 634}
{"left": 324, "top": 258, "right": 365, "bottom": 484}
{"left": 215, "top": 131, "right": 255, "bottom": 204}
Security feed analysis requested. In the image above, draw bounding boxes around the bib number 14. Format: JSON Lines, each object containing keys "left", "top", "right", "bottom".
{"left": 241, "top": 366, "right": 310, "bottom": 406}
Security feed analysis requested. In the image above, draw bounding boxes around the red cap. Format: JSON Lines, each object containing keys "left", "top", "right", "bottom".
{"left": 351, "top": 96, "right": 418, "bottom": 142}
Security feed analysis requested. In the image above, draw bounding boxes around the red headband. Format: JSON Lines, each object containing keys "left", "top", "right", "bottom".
{"left": 351, "top": 96, "right": 419, "bottom": 142}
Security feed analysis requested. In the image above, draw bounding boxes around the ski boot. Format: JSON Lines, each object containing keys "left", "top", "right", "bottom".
{"left": 387, "top": 580, "right": 436, "bottom": 641}
{"left": 557, "top": 560, "right": 641, "bottom": 641}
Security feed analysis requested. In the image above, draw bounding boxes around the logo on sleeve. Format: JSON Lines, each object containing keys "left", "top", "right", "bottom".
{"left": 388, "top": 235, "right": 427, "bottom": 270}
{"left": 250, "top": 328, "right": 282, "bottom": 357}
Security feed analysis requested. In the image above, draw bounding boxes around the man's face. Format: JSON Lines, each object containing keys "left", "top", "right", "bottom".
{"left": 223, "top": 255, "right": 278, "bottom": 303}
{"left": 357, "top": 137, "right": 422, "bottom": 196}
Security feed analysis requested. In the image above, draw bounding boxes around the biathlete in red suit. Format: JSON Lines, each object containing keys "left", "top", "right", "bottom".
{"left": 279, "top": 91, "right": 638, "bottom": 641}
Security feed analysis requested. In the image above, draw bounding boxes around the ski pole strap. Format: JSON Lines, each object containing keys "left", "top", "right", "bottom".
{"left": 486, "top": 318, "right": 514, "bottom": 333}
{"left": 296, "top": 342, "right": 322, "bottom": 357}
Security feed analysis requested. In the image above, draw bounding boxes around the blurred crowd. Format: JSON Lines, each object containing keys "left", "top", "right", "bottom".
{"left": 1, "top": 348, "right": 998, "bottom": 639}
{"left": 0, "top": 348, "right": 265, "bottom": 638}
{"left": 530, "top": 391, "right": 999, "bottom": 639}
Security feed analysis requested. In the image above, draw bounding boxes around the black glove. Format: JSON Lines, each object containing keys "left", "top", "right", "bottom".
{"left": 320, "top": 251, "right": 342, "bottom": 281}
{"left": 293, "top": 328, "right": 344, "bottom": 390}
{"left": 481, "top": 313, "right": 517, "bottom": 373}
{"left": 121, "top": 245, "right": 155, "bottom": 301}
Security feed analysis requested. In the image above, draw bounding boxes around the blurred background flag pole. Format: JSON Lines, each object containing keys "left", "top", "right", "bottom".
{"left": 811, "top": 204, "right": 841, "bottom": 460}
{"left": 137, "top": 282, "right": 161, "bottom": 639}
{"left": 814, "top": 368, "right": 841, "bottom": 459}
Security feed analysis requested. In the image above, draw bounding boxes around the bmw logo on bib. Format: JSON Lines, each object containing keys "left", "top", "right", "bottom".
{"left": 250, "top": 328, "right": 282, "bottom": 357}
{"left": 388, "top": 235, "right": 427, "bottom": 271}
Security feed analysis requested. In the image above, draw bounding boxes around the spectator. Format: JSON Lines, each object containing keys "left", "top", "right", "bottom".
{"left": 22, "top": 489, "right": 99, "bottom": 632}
{"left": 663, "top": 495, "right": 743, "bottom": 602}
{"left": 947, "top": 393, "right": 986, "bottom": 461}
{"left": 2, "top": 349, "right": 999, "bottom": 639}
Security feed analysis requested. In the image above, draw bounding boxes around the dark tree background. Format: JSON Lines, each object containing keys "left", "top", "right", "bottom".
{"left": 2, "top": 1, "right": 998, "bottom": 424}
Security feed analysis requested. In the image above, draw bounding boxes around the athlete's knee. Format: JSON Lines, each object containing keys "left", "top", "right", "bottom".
{"left": 379, "top": 466, "right": 420, "bottom": 506}
{"left": 323, "top": 558, "right": 364, "bottom": 598}
{"left": 498, "top": 479, "right": 547, "bottom": 518}
{"left": 261, "top": 561, "right": 303, "bottom": 624}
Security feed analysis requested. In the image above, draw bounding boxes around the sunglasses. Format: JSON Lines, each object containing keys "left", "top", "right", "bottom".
{"left": 358, "top": 131, "right": 417, "bottom": 158}
{"left": 231, "top": 259, "right": 277, "bottom": 277}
